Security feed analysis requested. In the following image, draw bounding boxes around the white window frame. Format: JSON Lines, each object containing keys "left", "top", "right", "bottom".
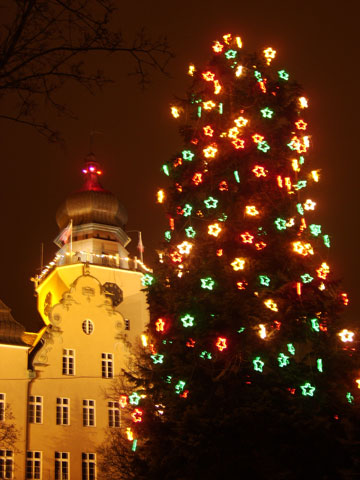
{"left": 62, "top": 349, "right": 75, "bottom": 375}
{"left": 108, "top": 401, "right": 120, "bottom": 428}
{"left": 0, "top": 449, "right": 13, "bottom": 479}
{"left": 101, "top": 353, "right": 113, "bottom": 378}
{"left": 26, "top": 451, "right": 42, "bottom": 479}
{"left": 55, "top": 451, "right": 69, "bottom": 480}
{"left": 81, "top": 453, "right": 96, "bottom": 480}
{"left": 0, "top": 393, "right": 5, "bottom": 421}
{"left": 83, "top": 400, "right": 95, "bottom": 427}
{"left": 56, "top": 398, "right": 70, "bottom": 426}
{"left": 29, "top": 396, "right": 43, "bottom": 424}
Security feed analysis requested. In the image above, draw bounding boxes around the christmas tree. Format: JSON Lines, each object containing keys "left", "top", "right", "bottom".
{"left": 101, "top": 34, "right": 360, "bottom": 479}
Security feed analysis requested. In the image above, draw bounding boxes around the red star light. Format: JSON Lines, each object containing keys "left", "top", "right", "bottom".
{"left": 216, "top": 337, "right": 227, "bottom": 352}
{"left": 241, "top": 232, "right": 254, "bottom": 243}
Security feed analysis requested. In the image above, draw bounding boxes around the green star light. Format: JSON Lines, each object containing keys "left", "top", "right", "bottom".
{"left": 185, "top": 226, "right": 196, "bottom": 238}
{"left": 346, "top": 392, "right": 354, "bottom": 404}
{"left": 310, "top": 318, "right": 320, "bottom": 332}
{"left": 287, "top": 343, "right": 296, "bottom": 355}
{"left": 317, "top": 358, "right": 323, "bottom": 372}
{"left": 323, "top": 235, "right": 331, "bottom": 248}
{"left": 278, "top": 353, "right": 290, "bottom": 367}
{"left": 253, "top": 356, "right": 264, "bottom": 372}
{"left": 309, "top": 224, "right": 322, "bottom": 236}
{"left": 294, "top": 180, "right": 307, "bottom": 190}
{"left": 141, "top": 274, "right": 154, "bottom": 287}
{"left": 225, "top": 49, "right": 237, "bottom": 59}
{"left": 182, "top": 150, "right": 194, "bottom": 161}
{"left": 278, "top": 69, "right": 289, "bottom": 80}
{"left": 183, "top": 204, "right": 193, "bottom": 217}
{"left": 257, "top": 140, "right": 270, "bottom": 153}
{"left": 180, "top": 314, "right": 195, "bottom": 328}
{"left": 201, "top": 277, "right": 215, "bottom": 290}
{"left": 151, "top": 354, "right": 164, "bottom": 364}
{"left": 301, "top": 273, "right": 313, "bottom": 284}
{"left": 200, "top": 351, "right": 212, "bottom": 360}
{"left": 175, "top": 380, "right": 186, "bottom": 394}
{"left": 260, "top": 107, "right": 274, "bottom": 118}
{"left": 204, "top": 196, "right": 219, "bottom": 209}
{"left": 165, "top": 230, "right": 171, "bottom": 241}
{"left": 162, "top": 164, "right": 170, "bottom": 176}
{"left": 129, "top": 392, "right": 141, "bottom": 405}
{"left": 275, "top": 218, "right": 287, "bottom": 230}
{"left": 259, "top": 275, "right": 271, "bottom": 287}
{"left": 300, "top": 382, "right": 316, "bottom": 397}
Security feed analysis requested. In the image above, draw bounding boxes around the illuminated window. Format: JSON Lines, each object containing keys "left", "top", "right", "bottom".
{"left": 108, "top": 401, "right": 120, "bottom": 428}
{"left": 62, "top": 349, "right": 75, "bottom": 375}
{"left": 56, "top": 398, "right": 70, "bottom": 426}
{"left": 82, "top": 319, "right": 94, "bottom": 335}
{"left": 82, "top": 453, "right": 96, "bottom": 480}
{"left": 101, "top": 353, "right": 114, "bottom": 378}
{"left": 55, "top": 452, "right": 69, "bottom": 480}
{"left": 26, "top": 451, "right": 41, "bottom": 479}
{"left": 29, "top": 396, "right": 42, "bottom": 424}
{"left": 0, "top": 450, "right": 13, "bottom": 479}
{"left": 0, "top": 394, "right": 5, "bottom": 421}
{"left": 83, "top": 400, "right": 95, "bottom": 427}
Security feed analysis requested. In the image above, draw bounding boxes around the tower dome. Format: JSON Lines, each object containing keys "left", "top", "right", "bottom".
{"left": 56, "top": 153, "right": 128, "bottom": 230}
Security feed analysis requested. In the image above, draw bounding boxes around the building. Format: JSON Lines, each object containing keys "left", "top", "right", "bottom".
{"left": 0, "top": 154, "right": 149, "bottom": 479}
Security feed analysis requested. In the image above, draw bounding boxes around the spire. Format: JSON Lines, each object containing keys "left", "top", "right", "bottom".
{"left": 80, "top": 153, "right": 106, "bottom": 192}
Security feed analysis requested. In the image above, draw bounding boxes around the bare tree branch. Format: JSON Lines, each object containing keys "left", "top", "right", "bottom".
{"left": 0, "top": 0, "right": 174, "bottom": 141}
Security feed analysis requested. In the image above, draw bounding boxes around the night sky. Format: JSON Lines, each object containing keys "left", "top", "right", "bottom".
{"left": 1, "top": 1, "right": 359, "bottom": 331}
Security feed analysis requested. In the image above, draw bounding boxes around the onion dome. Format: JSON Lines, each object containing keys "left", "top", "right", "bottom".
{"left": 56, "top": 153, "right": 128, "bottom": 230}
{"left": 0, "top": 300, "right": 27, "bottom": 346}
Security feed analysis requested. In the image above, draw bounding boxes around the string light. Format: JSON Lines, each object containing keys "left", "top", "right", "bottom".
{"left": 157, "top": 189, "right": 165, "bottom": 203}
{"left": 235, "top": 65, "right": 243, "bottom": 77}
{"left": 258, "top": 324, "right": 267, "bottom": 339}
{"left": 171, "top": 106, "right": 181, "bottom": 118}
{"left": 299, "top": 96, "right": 309, "bottom": 108}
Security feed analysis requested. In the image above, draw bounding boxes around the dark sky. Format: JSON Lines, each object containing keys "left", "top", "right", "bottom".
{"left": 1, "top": 0, "right": 359, "bottom": 330}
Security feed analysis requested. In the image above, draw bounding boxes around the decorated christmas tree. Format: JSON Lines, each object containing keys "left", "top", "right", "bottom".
{"left": 101, "top": 34, "right": 360, "bottom": 479}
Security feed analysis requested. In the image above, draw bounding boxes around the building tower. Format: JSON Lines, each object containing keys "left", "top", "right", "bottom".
{"left": 25, "top": 154, "right": 149, "bottom": 479}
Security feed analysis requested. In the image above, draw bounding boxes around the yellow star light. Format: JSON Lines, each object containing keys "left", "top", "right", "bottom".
{"left": 203, "top": 144, "right": 218, "bottom": 158}
{"left": 208, "top": 223, "right": 222, "bottom": 237}
{"left": 234, "top": 116, "right": 248, "bottom": 128}
{"left": 252, "top": 165, "right": 267, "bottom": 177}
{"left": 235, "top": 65, "right": 243, "bottom": 77}
{"left": 245, "top": 206, "right": 259, "bottom": 216}
{"left": 188, "top": 64, "right": 195, "bottom": 76}
{"left": 295, "top": 119, "right": 307, "bottom": 130}
{"left": 202, "top": 71, "right": 215, "bottom": 82}
{"left": 213, "top": 41, "right": 224, "bottom": 53}
{"left": 311, "top": 170, "right": 320, "bottom": 182}
{"left": 203, "top": 101, "right": 216, "bottom": 110}
{"left": 231, "top": 258, "right": 246, "bottom": 271}
{"left": 232, "top": 138, "right": 245, "bottom": 149}
{"left": 203, "top": 125, "right": 214, "bottom": 136}
{"left": 228, "top": 127, "right": 239, "bottom": 139}
{"left": 317, "top": 262, "right": 330, "bottom": 280}
{"left": 264, "top": 299, "right": 278, "bottom": 312}
{"left": 263, "top": 47, "right": 276, "bottom": 65}
{"left": 171, "top": 106, "right": 180, "bottom": 118}
{"left": 299, "top": 96, "right": 309, "bottom": 108}
{"left": 177, "top": 241, "right": 193, "bottom": 255}
{"left": 304, "top": 199, "right": 316, "bottom": 211}
{"left": 214, "top": 80, "right": 222, "bottom": 94}
{"left": 338, "top": 329, "right": 354, "bottom": 343}
{"left": 293, "top": 241, "right": 314, "bottom": 256}
{"left": 240, "top": 232, "right": 254, "bottom": 243}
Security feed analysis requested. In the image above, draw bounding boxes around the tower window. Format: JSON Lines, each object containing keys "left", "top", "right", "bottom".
{"left": 82, "top": 319, "right": 94, "bottom": 335}
{"left": 62, "top": 349, "right": 75, "bottom": 375}
{"left": 101, "top": 353, "right": 114, "bottom": 378}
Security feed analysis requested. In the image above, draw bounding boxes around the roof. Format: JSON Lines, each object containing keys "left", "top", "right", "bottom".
{"left": 0, "top": 299, "right": 28, "bottom": 347}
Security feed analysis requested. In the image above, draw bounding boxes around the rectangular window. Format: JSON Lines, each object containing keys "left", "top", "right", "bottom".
{"left": 55, "top": 452, "right": 69, "bottom": 480}
{"left": 0, "top": 450, "right": 13, "bottom": 479}
{"left": 29, "top": 396, "right": 43, "bottom": 424}
{"left": 56, "top": 398, "right": 70, "bottom": 425}
{"left": 125, "top": 319, "right": 130, "bottom": 331}
{"left": 82, "top": 453, "right": 96, "bottom": 480}
{"left": 83, "top": 400, "right": 95, "bottom": 427}
{"left": 0, "top": 394, "right": 5, "bottom": 421}
{"left": 26, "top": 451, "right": 41, "bottom": 479}
{"left": 62, "top": 349, "right": 75, "bottom": 375}
{"left": 108, "top": 401, "right": 120, "bottom": 428}
{"left": 101, "top": 353, "right": 113, "bottom": 378}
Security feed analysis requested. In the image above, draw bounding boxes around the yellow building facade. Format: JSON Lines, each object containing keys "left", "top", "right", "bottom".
{"left": 0, "top": 154, "right": 149, "bottom": 479}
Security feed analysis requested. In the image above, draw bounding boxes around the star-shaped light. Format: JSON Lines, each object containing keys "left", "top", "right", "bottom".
{"left": 208, "top": 223, "right": 222, "bottom": 237}
{"left": 200, "top": 350, "right": 212, "bottom": 360}
{"left": 129, "top": 392, "right": 141, "bottom": 406}
{"left": 182, "top": 150, "right": 194, "bottom": 161}
{"left": 185, "top": 226, "right": 196, "bottom": 238}
{"left": 260, "top": 107, "right": 274, "bottom": 118}
{"left": 274, "top": 218, "right": 287, "bottom": 230}
{"left": 236, "top": 281, "right": 247, "bottom": 290}
{"left": 231, "top": 258, "right": 245, "bottom": 271}
{"left": 304, "top": 199, "right": 316, "bottom": 211}
{"left": 253, "top": 356, "right": 264, "bottom": 372}
{"left": 295, "top": 119, "right": 307, "bottom": 130}
{"left": 338, "top": 329, "right": 354, "bottom": 343}
{"left": 257, "top": 140, "right": 270, "bottom": 152}
{"left": 141, "top": 274, "right": 154, "bottom": 286}
{"left": 278, "top": 69, "right": 289, "bottom": 80}
{"left": 180, "top": 314, "right": 195, "bottom": 328}
{"left": 151, "top": 354, "right": 164, "bottom": 364}
{"left": 299, "top": 96, "right": 308, "bottom": 108}
{"left": 311, "top": 318, "right": 320, "bottom": 332}
{"left": 309, "top": 224, "right": 321, "bottom": 236}
{"left": 228, "top": 126, "right": 239, "bottom": 139}
{"left": 155, "top": 318, "right": 165, "bottom": 332}
{"left": 232, "top": 138, "right": 245, "bottom": 149}
{"left": 300, "top": 382, "right": 315, "bottom": 397}
{"left": 200, "top": 277, "right": 215, "bottom": 290}
{"left": 252, "top": 165, "right": 267, "bottom": 177}
{"left": 170, "top": 252, "right": 183, "bottom": 263}
{"left": 293, "top": 241, "right": 314, "bottom": 256}
{"left": 188, "top": 64, "right": 195, "bottom": 76}
{"left": 213, "top": 40, "right": 224, "bottom": 53}
{"left": 255, "top": 241, "right": 267, "bottom": 250}
{"left": 119, "top": 395, "right": 128, "bottom": 408}
{"left": 225, "top": 49, "right": 237, "bottom": 59}
{"left": 234, "top": 116, "right": 248, "bottom": 128}
{"left": 186, "top": 338, "right": 195, "bottom": 348}
{"left": 287, "top": 343, "right": 296, "bottom": 355}
{"left": 175, "top": 380, "right": 186, "bottom": 394}
{"left": 177, "top": 241, "right": 193, "bottom": 255}
{"left": 278, "top": 353, "right": 290, "bottom": 367}
{"left": 203, "top": 144, "right": 218, "bottom": 158}
{"left": 203, "top": 100, "right": 216, "bottom": 110}
{"left": 301, "top": 273, "right": 313, "bottom": 284}
{"left": 347, "top": 392, "right": 354, "bottom": 403}
{"left": 245, "top": 205, "right": 259, "bottom": 216}
{"left": 183, "top": 204, "right": 193, "bottom": 217}
{"left": 171, "top": 106, "right": 180, "bottom": 118}
{"left": 204, "top": 196, "right": 218, "bottom": 209}
{"left": 241, "top": 232, "right": 254, "bottom": 243}
{"left": 259, "top": 275, "right": 270, "bottom": 287}
{"left": 216, "top": 337, "right": 227, "bottom": 352}
{"left": 252, "top": 133, "right": 264, "bottom": 143}
{"left": 131, "top": 408, "right": 143, "bottom": 423}
{"left": 264, "top": 299, "right": 278, "bottom": 312}
{"left": 203, "top": 125, "right": 214, "bottom": 136}
{"left": 258, "top": 324, "right": 267, "bottom": 339}
{"left": 202, "top": 71, "right": 215, "bottom": 81}
{"left": 218, "top": 180, "right": 228, "bottom": 191}
{"left": 317, "top": 262, "right": 330, "bottom": 280}
{"left": 192, "top": 173, "right": 203, "bottom": 185}
{"left": 235, "top": 65, "right": 243, "bottom": 77}
{"left": 263, "top": 47, "right": 276, "bottom": 64}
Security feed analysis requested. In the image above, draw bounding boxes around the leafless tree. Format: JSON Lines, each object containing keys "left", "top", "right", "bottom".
{"left": 0, "top": 407, "right": 18, "bottom": 450}
{"left": 0, "top": 0, "right": 173, "bottom": 141}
